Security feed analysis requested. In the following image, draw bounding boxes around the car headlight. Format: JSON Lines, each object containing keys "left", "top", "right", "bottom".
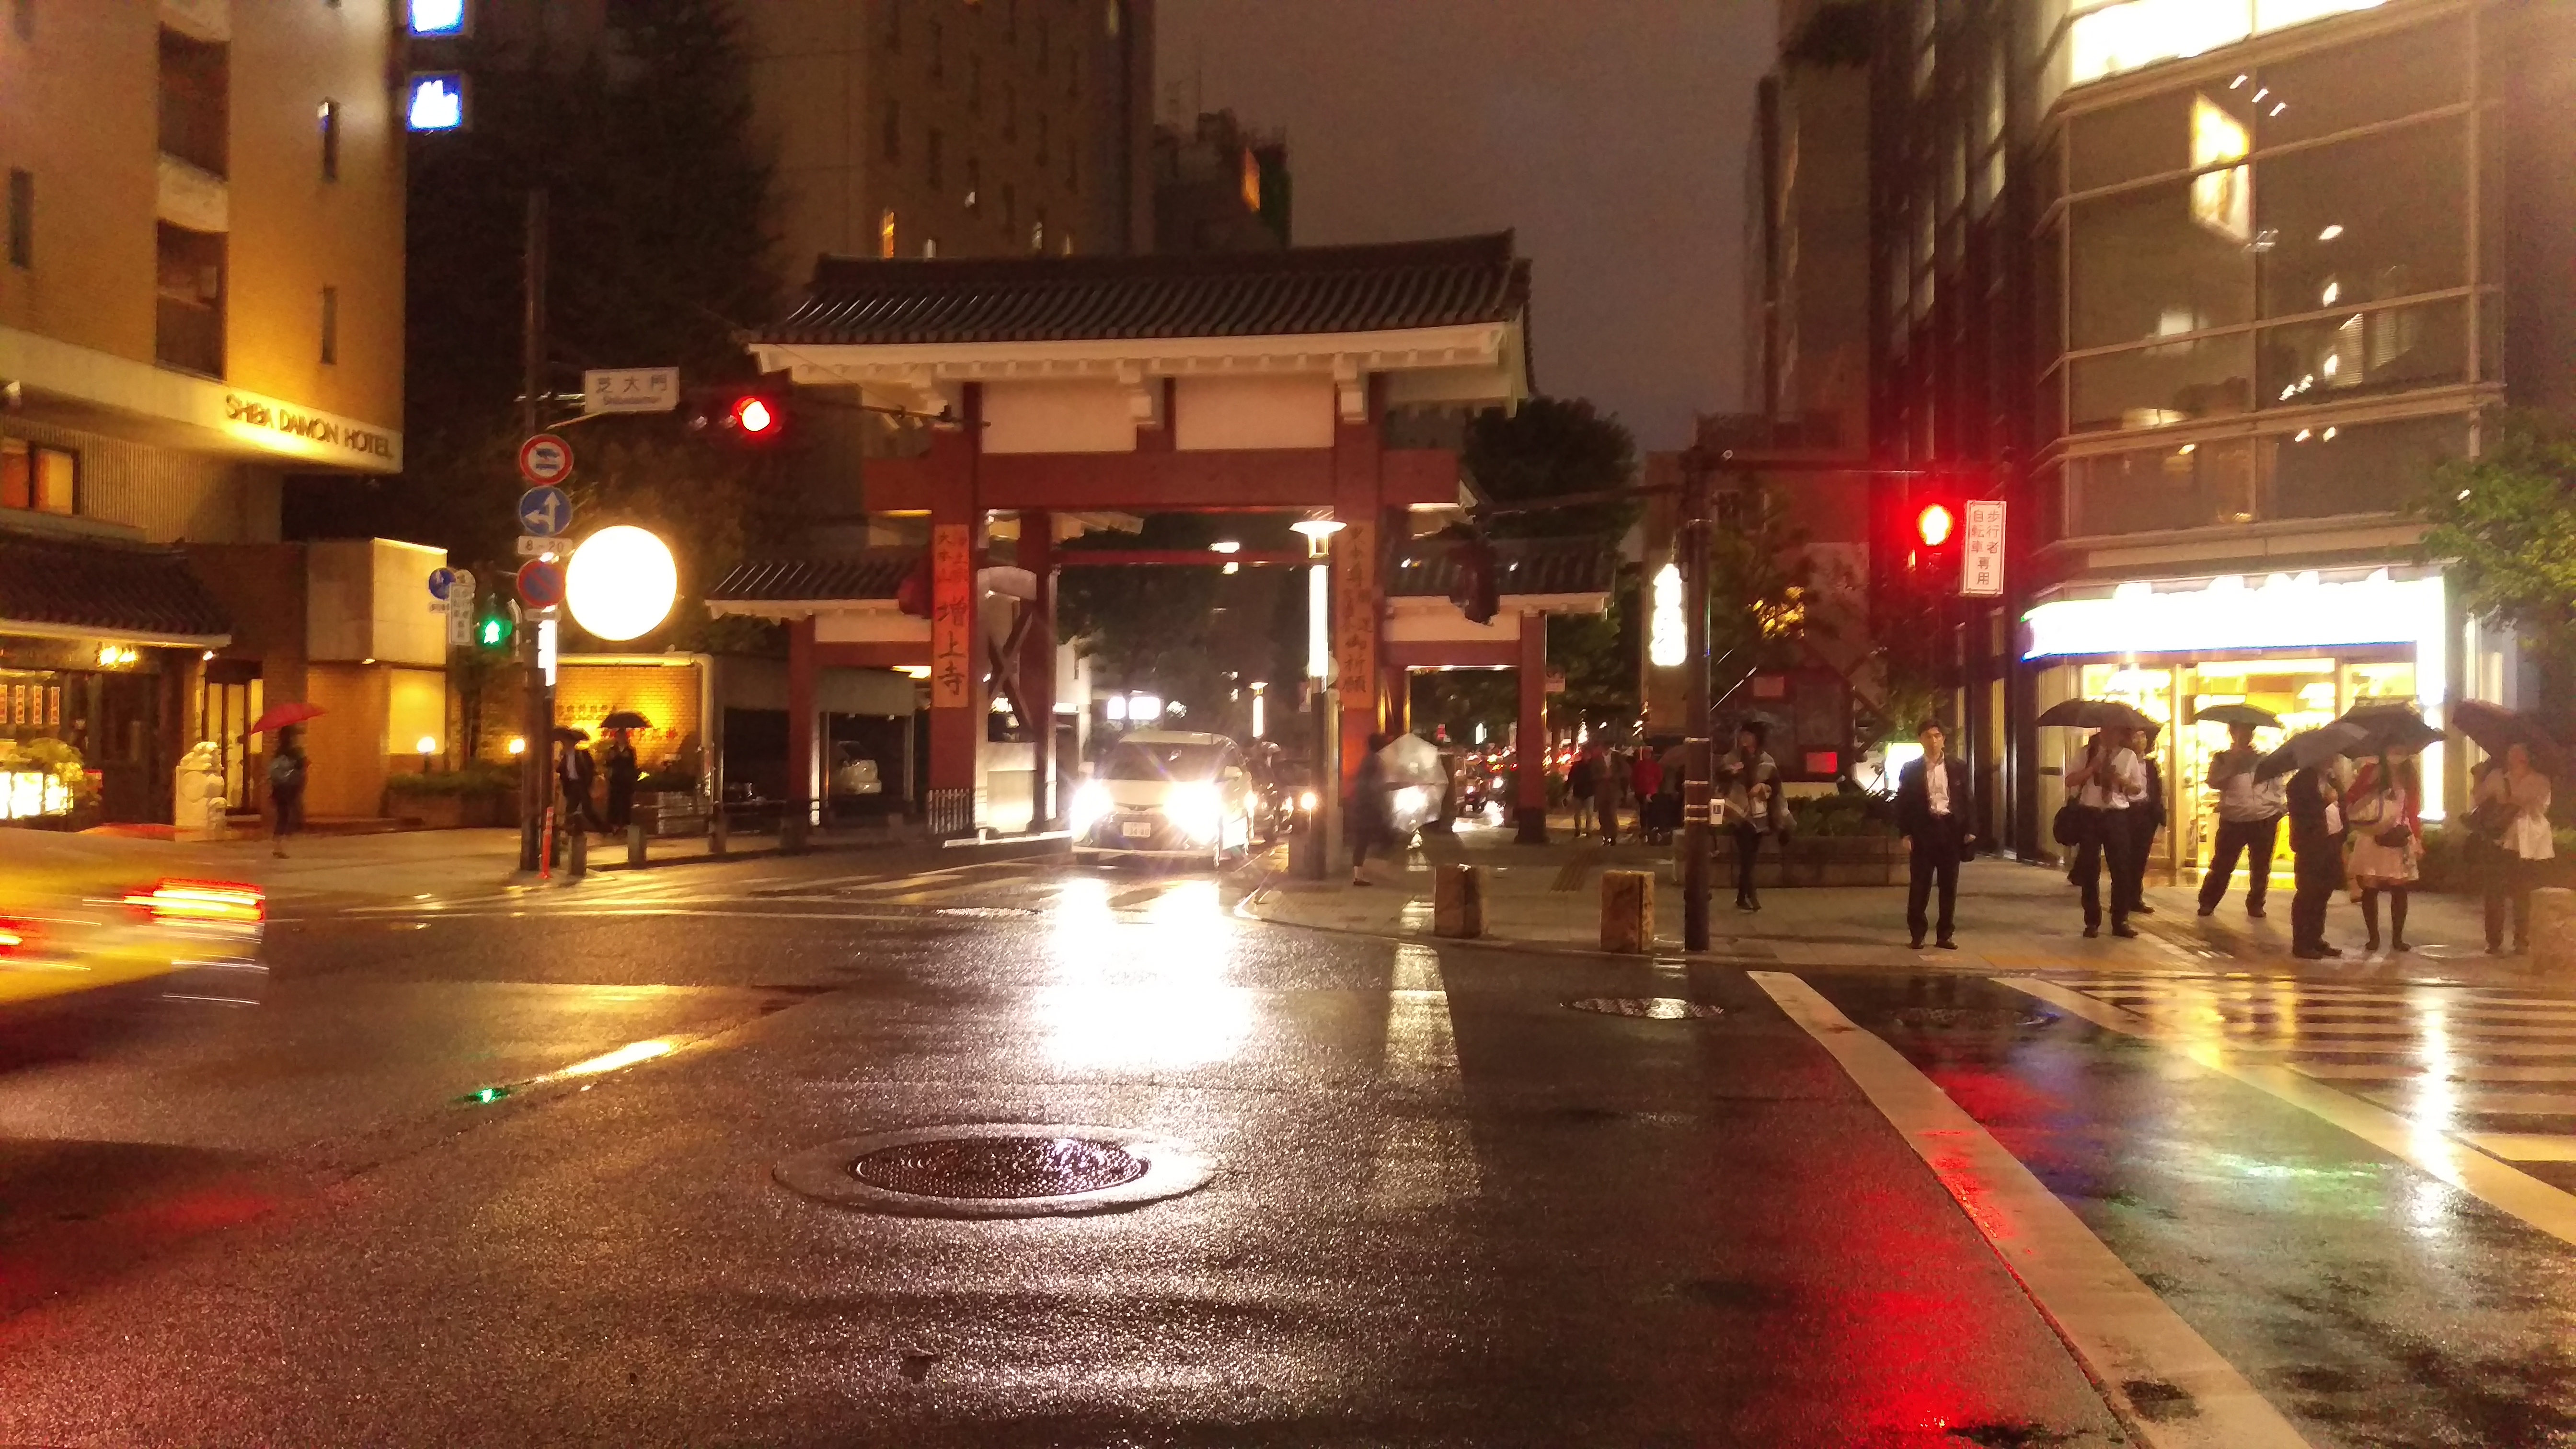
{"left": 1168, "top": 782, "right": 1222, "bottom": 842}
{"left": 1071, "top": 782, "right": 1111, "bottom": 834}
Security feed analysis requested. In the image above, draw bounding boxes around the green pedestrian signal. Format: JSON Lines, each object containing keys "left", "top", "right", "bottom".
{"left": 477, "top": 611, "right": 512, "bottom": 648}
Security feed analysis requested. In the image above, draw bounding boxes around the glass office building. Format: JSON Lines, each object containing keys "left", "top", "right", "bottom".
{"left": 1863, "top": 0, "right": 2564, "bottom": 870}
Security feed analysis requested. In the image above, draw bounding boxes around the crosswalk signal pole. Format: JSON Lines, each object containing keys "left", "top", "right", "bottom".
{"left": 516, "top": 188, "right": 553, "bottom": 875}
{"left": 1681, "top": 459, "right": 1714, "bottom": 952}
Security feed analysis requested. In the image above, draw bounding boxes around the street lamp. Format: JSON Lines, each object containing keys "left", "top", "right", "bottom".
{"left": 1289, "top": 514, "right": 1346, "bottom": 881}
{"left": 565, "top": 525, "right": 678, "bottom": 641}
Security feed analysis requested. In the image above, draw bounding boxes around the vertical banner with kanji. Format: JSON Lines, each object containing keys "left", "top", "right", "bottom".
{"left": 930, "top": 523, "right": 975, "bottom": 709}
{"left": 1333, "top": 519, "right": 1378, "bottom": 710}
{"left": 1962, "top": 499, "right": 2006, "bottom": 598}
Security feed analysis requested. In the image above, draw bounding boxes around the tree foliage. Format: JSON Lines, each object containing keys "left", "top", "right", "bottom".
{"left": 298, "top": 0, "right": 781, "bottom": 653}
{"left": 2415, "top": 412, "right": 2576, "bottom": 713}
{"left": 1464, "top": 397, "right": 1640, "bottom": 540}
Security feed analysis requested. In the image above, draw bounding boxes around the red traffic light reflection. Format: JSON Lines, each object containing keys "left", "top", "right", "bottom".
{"left": 1916, "top": 504, "right": 1956, "bottom": 548}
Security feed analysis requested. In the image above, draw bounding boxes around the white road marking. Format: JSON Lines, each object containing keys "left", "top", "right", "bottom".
{"left": 1752, "top": 971, "right": 2312, "bottom": 1449}
{"left": 2463, "top": 1133, "right": 2576, "bottom": 1162}
{"left": 2294, "top": 1063, "right": 2576, "bottom": 1084}
{"left": 2008, "top": 979, "right": 2576, "bottom": 1250}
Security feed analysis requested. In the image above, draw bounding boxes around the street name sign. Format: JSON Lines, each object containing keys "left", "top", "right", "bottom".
{"left": 582, "top": 368, "right": 680, "bottom": 414}
{"left": 517, "top": 433, "right": 575, "bottom": 487}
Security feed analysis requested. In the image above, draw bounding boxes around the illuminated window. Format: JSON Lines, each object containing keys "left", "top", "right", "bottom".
{"left": 0, "top": 439, "right": 76, "bottom": 516}
{"left": 879, "top": 208, "right": 897, "bottom": 258}
{"left": 2187, "top": 94, "right": 2249, "bottom": 242}
{"left": 318, "top": 99, "right": 340, "bottom": 182}
{"left": 6, "top": 169, "right": 28, "bottom": 269}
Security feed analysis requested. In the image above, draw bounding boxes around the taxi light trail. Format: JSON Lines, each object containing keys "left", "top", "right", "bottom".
{"left": 125, "top": 881, "right": 266, "bottom": 925}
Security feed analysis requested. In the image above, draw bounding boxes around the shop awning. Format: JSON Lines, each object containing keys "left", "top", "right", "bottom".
{"left": 0, "top": 529, "right": 232, "bottom": 647}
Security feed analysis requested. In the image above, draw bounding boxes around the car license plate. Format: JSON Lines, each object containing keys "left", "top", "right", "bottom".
{"left": 1121, "top": 820, "right": 1154, "bottom": 839}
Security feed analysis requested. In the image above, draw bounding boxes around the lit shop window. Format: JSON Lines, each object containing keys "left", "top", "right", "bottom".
{"left": 2064, "top": 0, "right": 2386, "bottom": 90}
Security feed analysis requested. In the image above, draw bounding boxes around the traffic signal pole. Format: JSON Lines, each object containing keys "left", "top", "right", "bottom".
{"left": 517, "top": 188, "right": 554, "bottom": 875}
{"left": 1679, "top": 461, "right": 1714, "bottom": 952}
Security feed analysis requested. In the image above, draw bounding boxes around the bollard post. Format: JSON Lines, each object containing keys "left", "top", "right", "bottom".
{"left": 567, "top": 819, "right": 588, "bottom": 878}
{"left": 2532, "top": 889, "right": 2576, "bottom": 975}
{"left": 1600, "top": 869, "right": 1653, "bottom": 954}
{"left": 781, "top": 799, "right": 810, "bottom": 855}
{"left": 627, "top": 820, "right": 646, "bottom": 869}
{"left": 1433, "top": 862, "right": 1485, "bottom": 939}
{"left": 709, "top": 800, "right": 729, "bottom": 857}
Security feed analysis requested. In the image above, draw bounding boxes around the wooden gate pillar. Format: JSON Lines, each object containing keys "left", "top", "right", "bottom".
{"left": 1516, "top": 610, "right": 1550, "bottom": 842}
{"left": 926, "top": 385, "right": 985, "bottom": 836}
{"left": 1018, "top": 509, "right": 1057, "bottom": 827}
{"left": 1331, "top": 378, "right": 1387, "bottom": 793}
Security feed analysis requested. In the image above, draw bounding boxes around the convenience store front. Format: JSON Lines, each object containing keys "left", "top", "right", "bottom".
{"left": 2023, "top": 567, "right": 2448, "bottom": 881}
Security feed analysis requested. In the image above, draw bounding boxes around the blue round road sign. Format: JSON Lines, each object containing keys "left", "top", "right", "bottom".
{"left": 428, "top": 566, "right": 459, "bottom": 602}
{"left": 517, "top": 485, "right": 573, "bottom": 538}
{"left": 516, "top": 559, "right": 566, "bottom": 610}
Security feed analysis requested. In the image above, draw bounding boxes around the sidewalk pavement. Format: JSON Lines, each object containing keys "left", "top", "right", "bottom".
{"left": 1245, "top": 812, "right": 2546, "bottom": 983}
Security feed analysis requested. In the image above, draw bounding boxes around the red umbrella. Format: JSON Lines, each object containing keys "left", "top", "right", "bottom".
{"left": 247, "top": 702, "right": 325, "bottom": 735}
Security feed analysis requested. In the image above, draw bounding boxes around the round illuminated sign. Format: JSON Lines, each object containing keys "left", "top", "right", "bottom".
{"left": 1916, "top": 504, "right": 1956, "bottom": 548}
{"left": 565, "top": 525, "right": 678, "bottom": 641}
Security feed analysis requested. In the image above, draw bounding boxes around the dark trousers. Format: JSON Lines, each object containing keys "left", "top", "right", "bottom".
{"left": 2485, "top": 856, "right": 2538, "bottom": 951}
{"left": 2119, "top": 812, "right": 2159, "bottom": 912}
{"left": 2291, "top": 839, "right": 2344, "bottom": 951}
{"left": 2073, "top": 808, "right": 2134, "bottom": 929}
{"left": 2198, "top": 816, "right": 2280, "bottom": 912}
{"left": 1908, "top": 836, "right": 1961, "bottom": 943}
{"left": 1732, "top": 822, "right": 1762, "bottom": 902}
{"left": 1595, "top": 791, "right": 1620, "bottom": 843}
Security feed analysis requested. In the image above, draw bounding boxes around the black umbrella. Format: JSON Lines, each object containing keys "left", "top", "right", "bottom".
{"left": 600, "top": 710, "right": 651, "bottom": 731}
{"left": 2337, "top": 703, "right": 2442, "bottom": 756}
{"left": 2194, "top": 702, "right": 2282, "bottom": 730}
{"left": 2034, "top": 699, "right": 2155, "bottom": 732}
{"left": 551, "top": 725, "right": 591, "bottom": 743}
{"left": 2453, "top": 700, "right": 2568, "bottom": 779}
{"left": 2255, "top": 723, "right": 2370, "bottom": 782}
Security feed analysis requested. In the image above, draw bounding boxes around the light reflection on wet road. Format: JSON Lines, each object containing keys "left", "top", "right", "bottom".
{"left": 0, "top": 850, "right": 2571, "bottom": 1444}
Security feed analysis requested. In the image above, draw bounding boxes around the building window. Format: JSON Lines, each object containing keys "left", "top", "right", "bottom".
{"left": 158, "top": 26, "right": 229, "bottom": 177}
{"left": 1036, "top": 14, "right": 1049, "bottom": 73}
{"left": 320, "top": 285, "right": 338, "bottom": 365}
{"left": 154, "top": 222, "right": 226, "bottom": 377}
{"left": 926, "top": 128, "right": 943, "bottom": 190}
{"left": 1035, "top": 112, "right": 1049, "bottom": 167}
{"left": 968, "top": 55, "right": 982, "bottom": 114}
{"left": 1001, "top": 184, "right": 1015, "bottom": 235}
{"left": 884, "top": 0, "right": 900, "bottom": 52}
{"left": 965, "top": 157, "right": 981, "bottom": 213}
{"left": 881, "top": 98, "right": 901, "bottom": 163}
{"left": 1060, "top": 229, "right": 1075, "bottom": 257}
{"left": 1066, "top": 149, "right": 1078, "bottom": 194}
{"left": 879, "top": 208, "right": 897, "bottom": 259}
{"left": 922, "top": 237, "right": 938, "bottom": 258}
{"left": 927, "top": 17, "right": 943, "bottom": 81}
{"left": 1030, "top": 209, "right": 1046, "bottom": 253}
{"left": 1, "top": 439, "right": 76, "bottom": 516}
{"left": 6, "top": 169, "right": 29, "bottom": 269}
{"left": 1003, "top": 87, "right": 1017, "bottom": 142}
{"left": 318, "top": 99, "right": 340, "bottom": 182}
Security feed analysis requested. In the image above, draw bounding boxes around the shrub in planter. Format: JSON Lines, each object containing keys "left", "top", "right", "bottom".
{"left": 386, "top": 763, "right": 518, "bottom": 828}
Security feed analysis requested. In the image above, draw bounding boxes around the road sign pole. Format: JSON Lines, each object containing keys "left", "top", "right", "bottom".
{"left": 518, "top": 187, "right": 552, "bottom": 875}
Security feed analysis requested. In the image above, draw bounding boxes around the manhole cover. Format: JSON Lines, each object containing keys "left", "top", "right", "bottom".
{"left": 854, "top": 1135, "right": 1148, "bottom": 1198}
{"left": 1888, "top": 1006, "right": 2055, "bottom": 1030}
{"left": 1567, "top": 997, "right": 1724, "bottom": 1020}
{"left": 775, "top": 1124, "right": 1212, "bottom": 1219}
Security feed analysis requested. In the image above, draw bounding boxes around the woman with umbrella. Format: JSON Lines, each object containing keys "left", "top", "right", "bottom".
{"left": 2342, "top": 748, "right": 2423, "bottom": 953}
{"left": 2461, "top": 702, "right": 2559, "bottom": 955}
{"left": 247, "top": 701, "right": 324, "bottom": 858}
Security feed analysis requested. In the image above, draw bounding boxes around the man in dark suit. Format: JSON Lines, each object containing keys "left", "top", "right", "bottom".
{"left": 1897, "top": 720, "right": 1975, "bottom": 950}
{"left": 2287, "top": 763, "right": 2347, "bottom": 959}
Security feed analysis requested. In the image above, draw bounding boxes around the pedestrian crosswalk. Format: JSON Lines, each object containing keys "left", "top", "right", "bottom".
{"left": 2039, "top": 972, "right": 2576, "bottom": 1167}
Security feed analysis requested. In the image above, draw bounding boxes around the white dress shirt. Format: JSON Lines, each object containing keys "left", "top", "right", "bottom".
{"left": 1926, "top": 759, "right": 1951, "bottom": 816}
{"left": 2077, "top": 748, "right": 2142, "bottom": 810}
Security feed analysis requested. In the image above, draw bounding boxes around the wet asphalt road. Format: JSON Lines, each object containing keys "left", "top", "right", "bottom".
{"left": 2, "top": 851, "right": 2574, "bottom": 1447}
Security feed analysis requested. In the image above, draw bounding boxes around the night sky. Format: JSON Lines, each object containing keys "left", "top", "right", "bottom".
{"left": 1155, "top": 0, "right": 1778, "bottom": 453}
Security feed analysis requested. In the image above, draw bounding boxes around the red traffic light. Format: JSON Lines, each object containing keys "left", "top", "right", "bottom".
{"left": 733, "top": 396, "right": 776, "bottom": 435}
{"left": 1916, "top": 503, "right": 1956, "bottom": 548}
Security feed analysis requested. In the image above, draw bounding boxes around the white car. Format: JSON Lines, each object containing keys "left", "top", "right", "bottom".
{"left": 1070, "top": 730, "right": 1259, "bottom": 865}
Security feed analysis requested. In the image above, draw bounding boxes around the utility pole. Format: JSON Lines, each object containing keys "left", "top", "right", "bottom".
{"left": 1679, "top": 458, "right": 1713, "bottom": 952}
{"left": 517, "top": 188, "right": 552, "bottom": 874}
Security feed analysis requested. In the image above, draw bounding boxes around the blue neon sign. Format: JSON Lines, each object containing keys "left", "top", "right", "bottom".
{"left": 406, "top": 0, "right": 468, "bottom": 37}
{"left": 405, "top": 74, "right": 467, "bottom": 133}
